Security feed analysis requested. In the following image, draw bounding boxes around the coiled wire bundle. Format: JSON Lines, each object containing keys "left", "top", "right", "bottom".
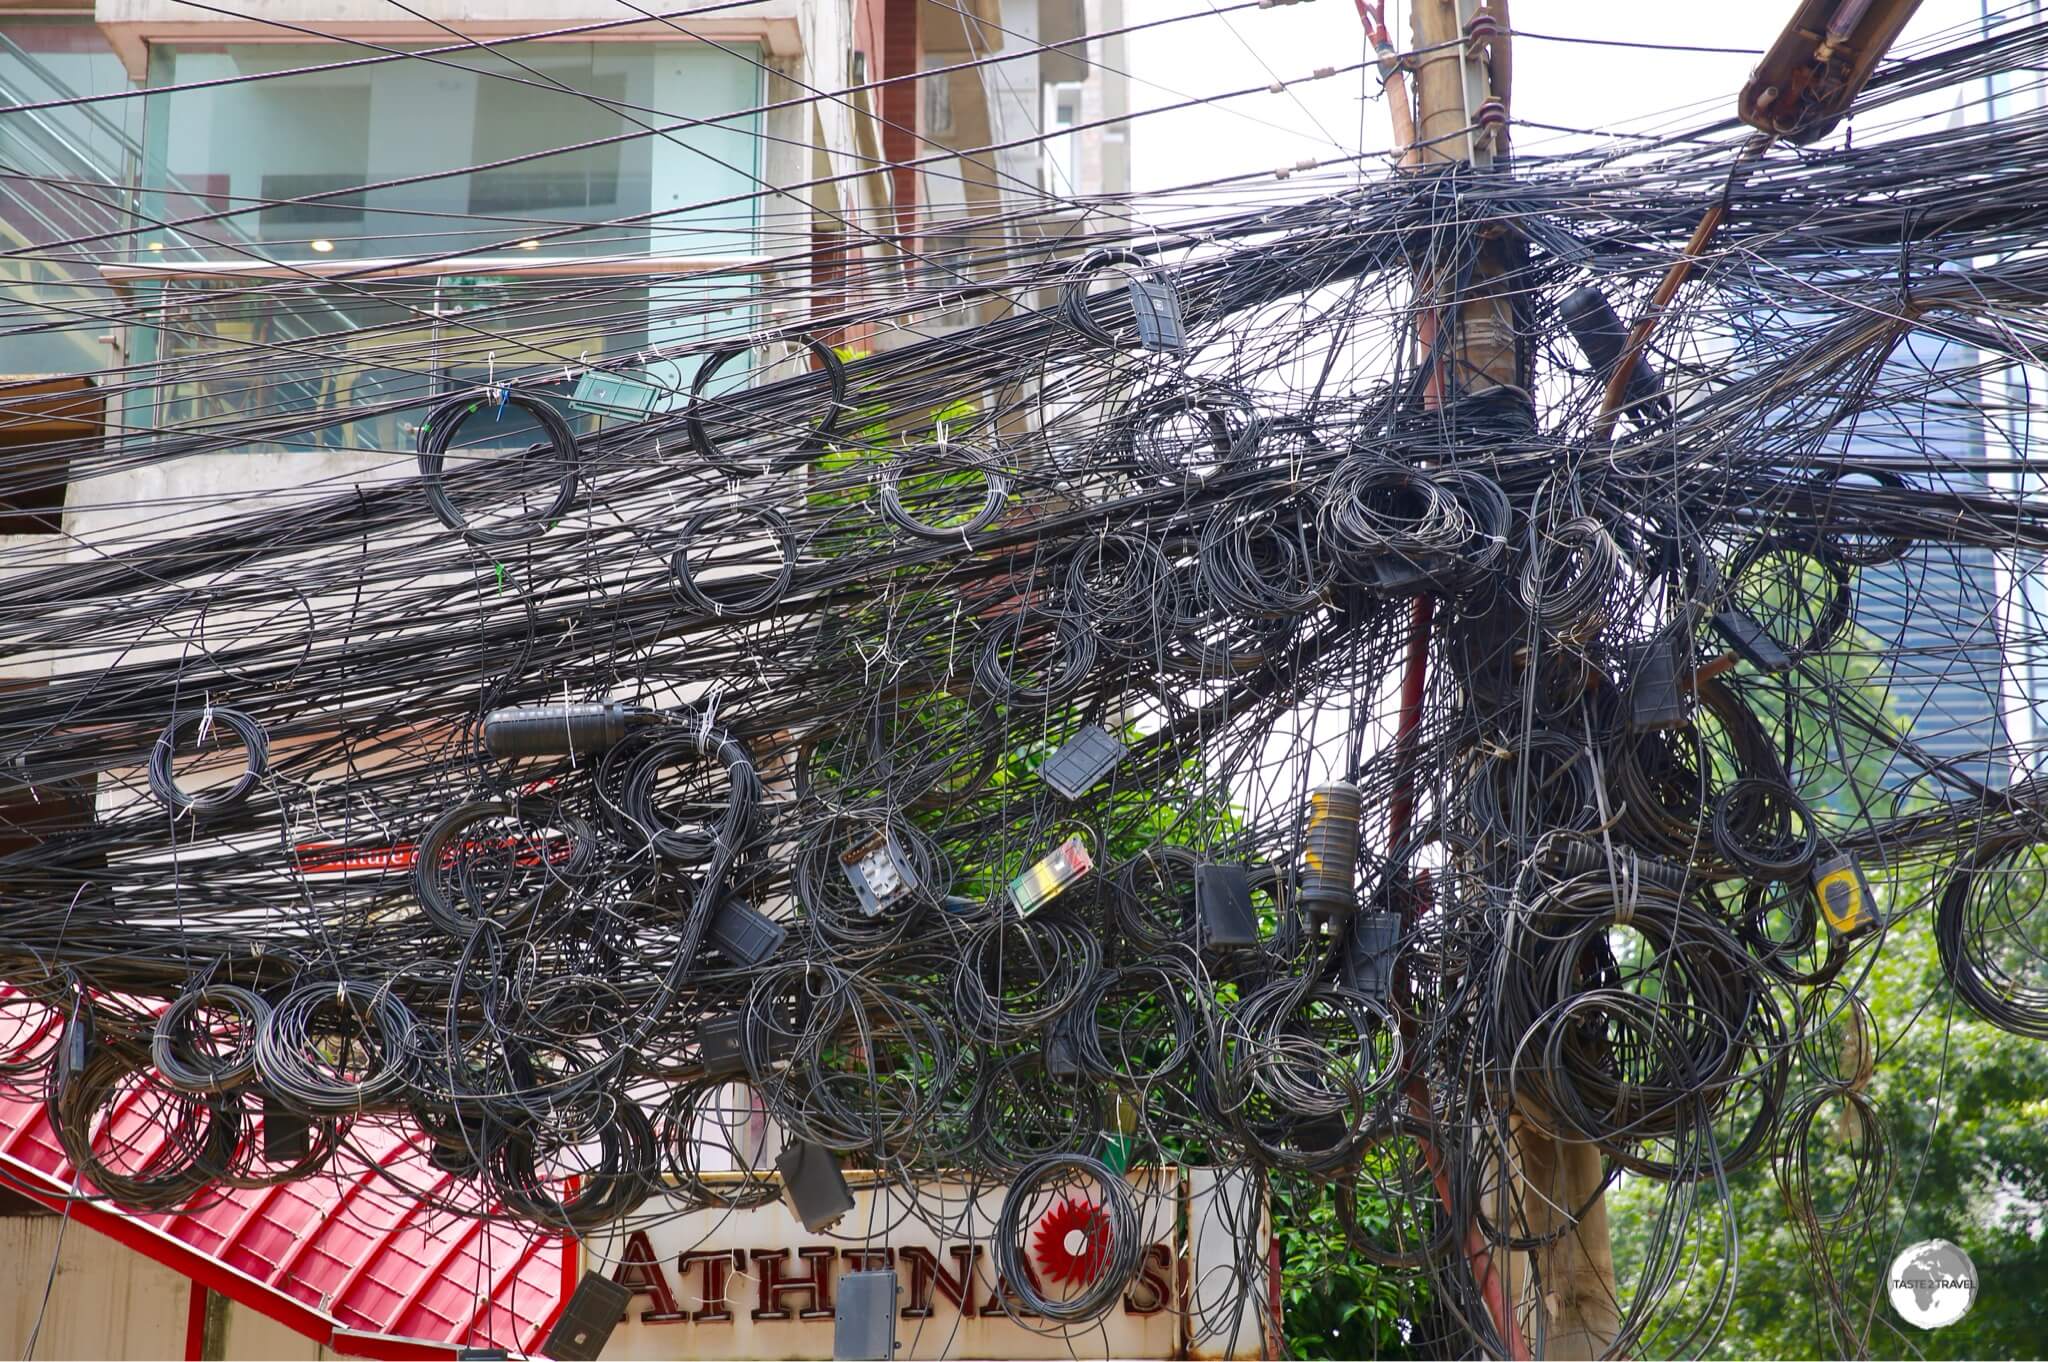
{"left": 1321, "top": 457, "right": 1474, "bottom": 591}
{"left": 619, "top": 720, "right": 762, "bottom": 863}
{"left": 10, "top": 28, "right": 2048, "bottom": 1356}
{"left": 51, "top": 1044, "right": 241, "bottom": 1210}
{"left": 254, "top": 981, "right": 415, "bottom": 1117}
{"left": 1937, "top": 837, "right": 2048, "bottom": 1039}
{"left": 1496, "top": 870, "right": 1771, "bottom": 1168}
{"left": 954, "top": 913, "right": 1102, "bottom": 1045}
{"left": 416, "top": 391, "right": 580, "bottom": 543}
{"left": 993, "top": 1154, "right": 1145, "bottom": 1322}
{"left": 149, "top": 707, "right": 270, "bottom": 817}
{"left": 150, "top": 985, "right": 269, "bottom": 1094}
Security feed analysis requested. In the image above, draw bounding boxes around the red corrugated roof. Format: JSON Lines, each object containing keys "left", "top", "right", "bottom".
{"left": 0, "top": 991, "right": 572, "bottom": 1360}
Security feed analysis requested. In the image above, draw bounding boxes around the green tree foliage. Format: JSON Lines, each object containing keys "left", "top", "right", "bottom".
{"left": 1607, "top": 593, "right": 2048, "bottom": 1356}
{"left": 1608, "top": 879, "right": 2048, "bottom": 1359}
{"left": 1274, "top": 1173, "right": 1420, "bottom": 1359}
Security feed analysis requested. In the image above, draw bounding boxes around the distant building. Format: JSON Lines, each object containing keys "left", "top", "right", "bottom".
{"left": 0, "top": 0, "right": 1129, "bottom": 410}
{"left": 1837, "top": 328, "right": 2011, "bottom": 790}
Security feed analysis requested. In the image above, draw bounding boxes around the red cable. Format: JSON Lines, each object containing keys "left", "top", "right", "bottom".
{"left": 1354, "top": 0, "right": 1392, "bottom": 48}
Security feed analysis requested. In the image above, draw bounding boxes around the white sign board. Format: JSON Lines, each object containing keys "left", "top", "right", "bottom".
{"left": 584, "top": 1168, "right": 1269, "bottom": 1360}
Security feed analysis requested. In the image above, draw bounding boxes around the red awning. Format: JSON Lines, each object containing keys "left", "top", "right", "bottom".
{"left": 0, "top": 996, "right": 571, "bottom": 1359}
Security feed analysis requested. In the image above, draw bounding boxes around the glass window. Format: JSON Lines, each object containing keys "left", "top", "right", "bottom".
{"left": 1042, "top": 82, "right": 1083, "bottom": 194}
{"left": 0, "top": 17, "right": 137, "bottom": 377}
{"left": 139, "top": 41, "right": 764, "bottom": 264}
{"left": 113, "top": 39, "right": 767, "bottom": 452}
{"left": 127, "top": 268, "right": 757, "bottom": 453}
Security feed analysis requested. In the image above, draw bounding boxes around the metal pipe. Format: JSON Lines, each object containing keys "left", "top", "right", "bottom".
{"left": 1387, "top": 595, "right": 1435, "bottom": 850}
{"left": 1594, "top": 132, "right": 1774, "bottom": 442}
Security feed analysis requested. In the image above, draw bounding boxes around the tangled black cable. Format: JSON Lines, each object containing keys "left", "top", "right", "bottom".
{"left": 149, "top": 707, "right": 270, "bottom": 817}
{"left": 671, "top": 504, "right": 797, "bottom": 618}
{"left": 994, "top": 1154, "right": 1145, "bottom": 1322}
{"left": 6, "top": 26, "right": 2048, "bottom": 1357}
{"left": 416, "top": 391, "right": 580, "bottom": 544}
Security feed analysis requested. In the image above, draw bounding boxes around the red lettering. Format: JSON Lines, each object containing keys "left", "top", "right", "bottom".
{"left": 609, "top": 1230, "right": 684, "bottom": 1323}
{"left": 982, "top": 1253, "right": 1046, "bottom": 1319}
{"left": 679, "top": 1250, "right": 744, "bottom": 1323}
{"left": 292, "top": 832, "right": 576, "bottom": 875}
{"left": 841, "top": 1246, "right": 895, "bottom": 1274}
{"left": 899, "top": 1245, "right": 979, "bottom": 1318}
{"left": 751, "top": 1247, "right": 837, "bottom": 1320}
{"left": 609, "top": 1238, "right": 1182, "bottom": 1330}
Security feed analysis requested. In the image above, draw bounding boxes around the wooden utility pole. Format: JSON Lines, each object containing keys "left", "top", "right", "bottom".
{"left": 1408, "top": 0, "right": 1495, "bottom": 167}
{"left": 1408, "top": 0, "right": 1517, "bottom": 407}
{"left": 1376, "top": 2, "right": 1934, "bottom": 1356}
{"left": 1383, "top": 2, "right": 1622, "bottom": 1357}
{"left": 1503, "top": 1115, "right": 1622, "bottom": 1361}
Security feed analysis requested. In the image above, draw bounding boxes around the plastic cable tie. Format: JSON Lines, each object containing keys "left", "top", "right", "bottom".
{"left": 563, "top": 683, "right": 577, "bottom": 769}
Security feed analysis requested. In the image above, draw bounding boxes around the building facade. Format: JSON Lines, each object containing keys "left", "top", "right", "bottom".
{"left": 1, "top": 0, "right": 1130, "bottom": 454}
{"left": 0, "top": 4, "right": 1138, "bottom": 1355}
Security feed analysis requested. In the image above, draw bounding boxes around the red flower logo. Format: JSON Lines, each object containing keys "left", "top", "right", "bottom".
{"left": 1032, "top": 1195, "right": 1111, "bottom": 1286}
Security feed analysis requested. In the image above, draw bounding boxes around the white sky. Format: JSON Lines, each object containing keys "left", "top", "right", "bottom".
{"left": 1126, "top": 0, "right": 2002, "bottom": 195}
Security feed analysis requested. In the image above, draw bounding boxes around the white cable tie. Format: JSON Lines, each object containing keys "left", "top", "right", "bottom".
{"left": 563, "top": 682, "right": 577, "bottom": 770}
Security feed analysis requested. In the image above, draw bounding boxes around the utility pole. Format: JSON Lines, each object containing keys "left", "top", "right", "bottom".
{"left": 1373, "top": 3, "right": 1622, "bottom": 1358}
{"left": 1409, "top": 0, "right": 1501, "bottom": 167}
{"left": 1408, "top": 0, "right": 1516, "bottom": 406}
{"left": 1369, "top": 3, "right": 1935, "bottom": 1357}
{"left": 1507, "top": 1127, "right": 1622, "bottom": 1360}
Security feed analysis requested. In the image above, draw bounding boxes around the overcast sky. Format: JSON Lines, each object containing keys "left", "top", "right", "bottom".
{"left": 1126, "top": 0, "right": 2004, "bottom": 195}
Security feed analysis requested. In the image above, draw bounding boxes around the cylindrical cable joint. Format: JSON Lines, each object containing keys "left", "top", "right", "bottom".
{"left": 484, "top": 701, "right": 650, "bottom": 759}
{"left": 1298, "top": 783, "right": 1362, "bottom": 922}
{"left": 1559, "top": 285, "right": 1671, "bottom": 422}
